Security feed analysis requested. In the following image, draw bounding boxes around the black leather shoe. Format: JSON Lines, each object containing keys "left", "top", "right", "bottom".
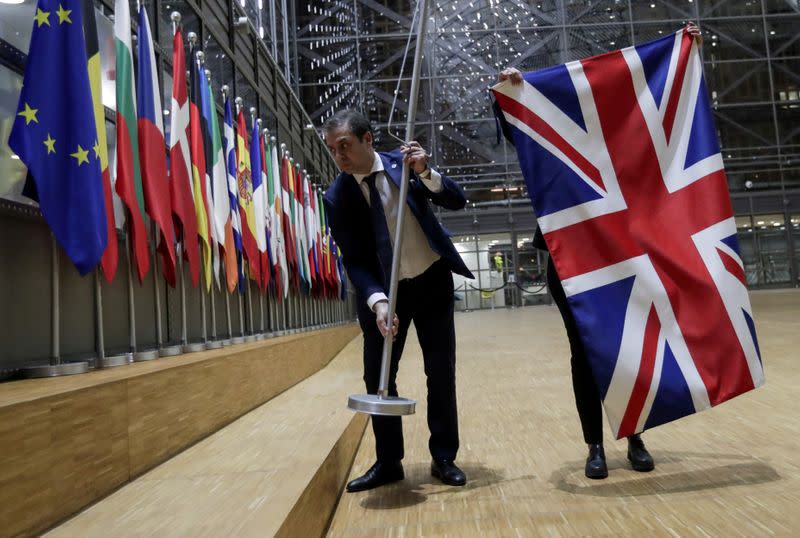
{"left": 346, "top": 461, "right": 404, "bottom": 492}
{"left": 627, "top": 434, "right": 655, "bottom": 472}
{"left": 585, "top": 443, "right": 608, "bottom": 479}
{"left": 431, "top": 459, "right": 467, "bottom": 486}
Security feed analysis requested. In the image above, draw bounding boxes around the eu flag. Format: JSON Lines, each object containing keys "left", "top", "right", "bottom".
{"left": 8, "top": 0, "right": 106, "bottom": 275}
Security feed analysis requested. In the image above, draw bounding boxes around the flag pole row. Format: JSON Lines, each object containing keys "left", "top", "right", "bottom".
{"left": 8, "top": 0, "right": 352, "bottom": 374}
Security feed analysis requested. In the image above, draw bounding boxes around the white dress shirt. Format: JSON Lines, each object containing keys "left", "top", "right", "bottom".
{"left": 354, "top": 151, "right": 442, "bottom": 310}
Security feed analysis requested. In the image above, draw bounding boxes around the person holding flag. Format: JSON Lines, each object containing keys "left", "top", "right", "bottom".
{"left": 492, "top": 23, "right": 705, "bottom": 479}
{"left": 322, "top": 109, "right": 474, "bottom": 492}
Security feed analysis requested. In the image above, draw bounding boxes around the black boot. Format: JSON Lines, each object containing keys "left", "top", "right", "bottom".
{"left": 585, "top": 443, "right": 608, "bottom": 479}
{"left": 431, "top": 459, "right": 467, "bottom": 486}
{"left": 627, "top": 434, "right": 654, "bottom": 472}
{"left": 346, "top": 461, "right": 404, "bottom": 492}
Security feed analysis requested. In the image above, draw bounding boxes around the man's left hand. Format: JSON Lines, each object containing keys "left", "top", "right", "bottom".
{"left": 401, "top": 141, "right": 430, "bottom": 175}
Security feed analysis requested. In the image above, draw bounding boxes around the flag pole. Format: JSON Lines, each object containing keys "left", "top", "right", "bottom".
{"left": 22, "top": 237, "right": 89, "bottom": 377}
{"left": 221, "top": 84, "right": 234, "bottom": 345}
{"left": 348, "top": 0, "right": 430, "bottom": 416}
{"left": 204, "top": 65, "right": 223, "bottom": 348}
{"left": 172, "top": 12, "right": 192, "bottom": 355}
{"left": 255, "top": 114, "right": 265, "bottom": 339}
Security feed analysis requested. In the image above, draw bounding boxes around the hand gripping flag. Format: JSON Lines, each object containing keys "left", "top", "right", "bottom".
{"left": 492, "top": 28, "right": 764, "bottom": 439}
{"left": 9, "top": 0, "right": 106, "bottom": 275}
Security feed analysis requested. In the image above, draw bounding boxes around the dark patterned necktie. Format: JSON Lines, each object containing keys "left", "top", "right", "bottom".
{"left": 363, "top": 172, "right": 394, "bottom": 287}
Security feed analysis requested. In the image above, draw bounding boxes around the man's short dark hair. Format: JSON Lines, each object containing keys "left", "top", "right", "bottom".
{"left": 323, "top": 109, "right": 373, "bottom": 141}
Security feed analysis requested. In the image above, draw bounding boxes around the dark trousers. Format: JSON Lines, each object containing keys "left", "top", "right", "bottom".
{"left": 546, "top": 257, "right": 604, "bottom": 444}
{"left": 357, "top": 259, "right": 460, "bottom": 462}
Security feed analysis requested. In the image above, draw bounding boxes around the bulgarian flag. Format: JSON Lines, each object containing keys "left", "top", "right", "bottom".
{"left": 114, "top": 0, "right": 149, "bottom": 281}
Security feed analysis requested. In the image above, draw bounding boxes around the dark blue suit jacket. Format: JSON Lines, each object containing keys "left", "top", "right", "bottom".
{"left": 323, "top": 149, "right": 474, "bottom": 304}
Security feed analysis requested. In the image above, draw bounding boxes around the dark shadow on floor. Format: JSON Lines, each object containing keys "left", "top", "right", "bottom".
{"left": 550, "top": 452, "right": 781, "bottom": 497}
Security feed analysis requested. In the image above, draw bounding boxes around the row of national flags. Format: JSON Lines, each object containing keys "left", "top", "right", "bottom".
{"left": 8, "top": 0, "right": 348, "bottom": 301}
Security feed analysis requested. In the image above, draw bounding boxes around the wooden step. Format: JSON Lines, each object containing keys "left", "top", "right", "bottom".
{"left": 43, "top": 332, "right": 368, "bottom": 538}
{"left": 0, "top": 325, "right": 361, "bottom": 537}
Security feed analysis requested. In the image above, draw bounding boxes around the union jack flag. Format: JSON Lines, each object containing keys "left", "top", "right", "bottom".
{"left": 493, "top": 28, "right": 764, "bottom": 439}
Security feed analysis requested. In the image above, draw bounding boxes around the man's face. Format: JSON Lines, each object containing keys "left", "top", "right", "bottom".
{"left": 325, "top": 124, "right": 374, "bottom": 176}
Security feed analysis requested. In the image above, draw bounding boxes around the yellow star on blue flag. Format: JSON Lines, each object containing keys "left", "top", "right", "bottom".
{"left": 56, "top": 4, "right": 71, "bottom": 24}
{"left": 8, "top": 0, "right": 107, "bottom": 275}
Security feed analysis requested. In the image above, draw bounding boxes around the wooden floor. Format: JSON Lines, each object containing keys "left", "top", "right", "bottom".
{"left": 329, "top": 290, "right": 800, "bottom": 537}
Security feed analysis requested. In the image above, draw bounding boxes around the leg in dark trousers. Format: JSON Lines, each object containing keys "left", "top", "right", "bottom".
{"left": 409, "top": 260, "right": 460, "bottom": 461}
{"left": 546, "top": 257, "right": 603, "bottom": 445}
{"left": 359, "top": 292, "right": 414, "bottom": 462}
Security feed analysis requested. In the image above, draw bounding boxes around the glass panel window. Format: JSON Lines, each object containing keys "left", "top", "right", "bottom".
{"left": 0, "top": 0, "right": 37, "bottom": 53}
{"left": 753, "top": 213, "right": 790, "bottom": 284}
{"left": 0, "top": 64, "right": 32, "bottom": 205}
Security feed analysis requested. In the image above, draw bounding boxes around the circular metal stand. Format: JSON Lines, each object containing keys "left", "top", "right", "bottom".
{"left": 274, "top": 330, "right": 287, "bottom": 337}
{"left": 254, "top": 334, "right": 265, "bottom": 341}
{"left": 206, "top": 340, "right": 224, "bottom": 350}
{"left": 220, "top": 339, "right": 233, "bottom": 347}
{"left": 100, "top": 353, "right": 130, "bottom": 368}
{"left": 230, "top": 336, "right": 246, "bottom": 345}
{"left": 348, "top": 394, "right": 416, "bottom": 416}
{"left": 134, "top": 349, "right": 160, "bottom": 362}
{"left": 244, "top": 335, "right": 258, "bottom": 343}
{"left": 159, "top": 344, "right": 183, "bottom": 358}
{"left": 21, "top": 361, "right": 89, "bottom": 379}
{"left": 183, "top": 342, "right": 206, "bottom": 353}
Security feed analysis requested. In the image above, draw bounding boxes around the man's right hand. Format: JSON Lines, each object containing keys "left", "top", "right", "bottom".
{"left": 374, "top": 300, "right": 399, "bottom": 339}
{"left": 498, "top": 67, "right": 523, "bottom": 85}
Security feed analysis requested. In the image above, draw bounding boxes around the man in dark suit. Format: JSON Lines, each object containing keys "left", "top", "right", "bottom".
{"left": 322, "top": 110, "right": 474, "bottom": 492}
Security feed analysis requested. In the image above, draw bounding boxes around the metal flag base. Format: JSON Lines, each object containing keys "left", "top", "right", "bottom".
{"left": 244, "top": 335, "right": 258, "bottom": 343}
{"left": 206, "top": 340, "right": 224, "bottom": 350}
{"left": 183, "top": 342, "right": 207, "bottom": 353}
{"left": 231, "top": 336, "right": 246, "bottom": 345}
{"left": 21, "top": 361, "right": 89, "bottom": 379}
{"left": 99, "top": 353, "right": 130, "bottom": 368}
{"left": 348, "top": 394, "right": 416, "bottom": 416}
{"left": 133, "top": 349, "right": 160, "bottom": 362}
{"left": 159, "top": 344, "right": 183, "bottom": 357}
{"left": 219, "top": 338, "right": 233, "bottom": 347}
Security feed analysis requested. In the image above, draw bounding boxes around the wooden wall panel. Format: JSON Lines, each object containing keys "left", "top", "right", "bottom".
{"left": 0, "top": 382, "right": 129, "bottom": 538}
{"left": 0, "top": 325, "right": 359, "bottom": 537}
